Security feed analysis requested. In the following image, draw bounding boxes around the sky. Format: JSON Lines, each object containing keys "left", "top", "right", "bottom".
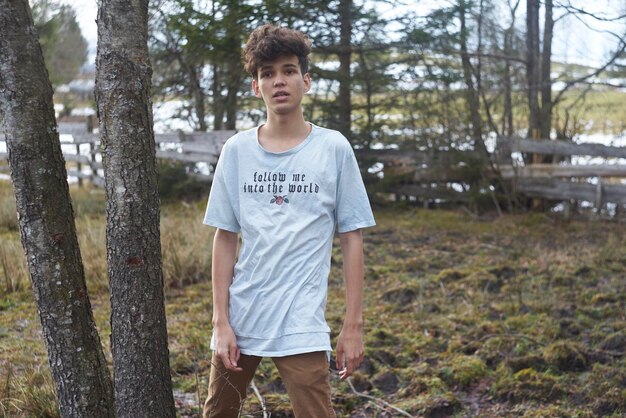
{"left": 59, "top": 0, "right": 626, "bottom": 67}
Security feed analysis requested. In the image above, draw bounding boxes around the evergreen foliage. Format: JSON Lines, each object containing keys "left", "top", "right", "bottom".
{"left": 31, "top": 0, "right": 88, "bottom": 88}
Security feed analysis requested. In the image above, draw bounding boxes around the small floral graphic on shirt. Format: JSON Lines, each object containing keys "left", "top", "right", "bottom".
{"left": 270, "top": 195, "right": 289, "bottom": 205}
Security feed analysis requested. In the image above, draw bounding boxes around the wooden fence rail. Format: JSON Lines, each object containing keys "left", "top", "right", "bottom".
{"left": 0, "top": 130, "right": 234, "bottom": 187}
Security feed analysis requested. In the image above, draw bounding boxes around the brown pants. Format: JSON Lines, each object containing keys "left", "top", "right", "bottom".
{"left": 203, "top": 351, "right": 336, "bottom": 418}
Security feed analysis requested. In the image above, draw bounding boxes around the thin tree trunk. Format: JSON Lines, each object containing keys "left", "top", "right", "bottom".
{"left": 212, "top": 64, "right": 225, "bottom": 130}
{"left": 357, "top": 48, "right": 374, "bottom": 148}
{"left": 527, "top": 0, "right": 546, "bottom": 207}
{"left": 188, "top": 63, "right": 208, "bottom": 132}
{"left": 500, "top": 0, "right": 521, "bottom": 136}
{"left": 540, "top": 0, "right": 553, "bottom": 140}
{"left": 474, "top": 0, "right": 500, "bottom": 136}
{"left": 503, "top": 22, "right": 515, "bottom": 136}
{"left": 224, "top": 58, "right": 241, "bottom": 130}
{"left": 526, "top": 0, "right": 541, "bottom": 139}
{"left": 0, "top": 1, "right": 115, "bottom": 416}
{"left": 459, "top": 1, "right": 487, "bottom": 155}
{"left": 95, "top": 0, "right": 176, "bottom": 416}
{"left": 338, "top": 0, "right": 352, "bottom": 142}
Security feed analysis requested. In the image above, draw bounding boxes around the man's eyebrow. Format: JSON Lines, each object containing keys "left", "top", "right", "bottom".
{"left": 260, "top": 63, "right": 298, "bottom": 71}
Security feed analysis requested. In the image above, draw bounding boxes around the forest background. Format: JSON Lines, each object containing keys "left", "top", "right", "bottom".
{"left": 1, "top": 0, "right": 626, "bottom": 416}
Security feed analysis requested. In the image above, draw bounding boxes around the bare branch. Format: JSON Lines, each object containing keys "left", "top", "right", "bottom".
{"left": 250, "top": 379, "right": 269, "bottom": 418}
{"left": 553, "top": 39, "right": 626, "bottom": 105}
{"left": 567, "top": 9, "right": 626, "bottom": 42}
{"left": 581, "top": 81, "right": 626, "bottom": 89}
{"left": 345, "top": 377, "right": 415, "bottom": 418}
{"left": 553, "top": 0, "right": 626, "bottom": 22}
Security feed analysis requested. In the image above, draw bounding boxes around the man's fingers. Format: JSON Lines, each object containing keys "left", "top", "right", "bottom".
{"left": 218, "top": 351, "right": 231, "bottom": 368}
{"left": 339, "top": 353, "right": 364, "bottom": 379}
{"left": 346, "top": 358, "right": 356, "bottom": 376}
{"left": 218, "top": 348, "right": 243, "bottom": 372}
{"left": 336, "top": 348, "right": 344, "bottom": 371}
{"left": 228, "top": 346, "right": 242, "bottom": 371}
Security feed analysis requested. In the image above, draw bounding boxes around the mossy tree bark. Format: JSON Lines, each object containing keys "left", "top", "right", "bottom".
{"left": 95, "top": 0, "right": 176, "bottom": 416}
{"left": 0, "top": 1, "right": 116, "bottom": 417}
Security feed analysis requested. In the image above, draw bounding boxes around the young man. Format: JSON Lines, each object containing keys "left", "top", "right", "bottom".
{"left": 202, "top": 24, "right": 375, "bottom": 417}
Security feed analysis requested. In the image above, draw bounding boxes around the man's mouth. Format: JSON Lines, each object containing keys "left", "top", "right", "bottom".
{"left": 273, "top": 91, "right": 290, "bottom": 98}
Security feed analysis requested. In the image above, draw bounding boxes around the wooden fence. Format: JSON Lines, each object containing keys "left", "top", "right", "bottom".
{"left": 355, "top": 136, "right": 626, "bottom": 213}
{"left": 495, "top": 136, "right": 626, "bottom": 212}
{"left": 355, "top": 148, "right": 484, "bottom": 204}
{"left": 2, "top": 124, "right": 625, "bottom": 213}
{"left": 0, "top": 121, "right": 234, "bottom": 187}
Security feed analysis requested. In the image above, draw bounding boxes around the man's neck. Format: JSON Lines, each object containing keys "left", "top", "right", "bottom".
{"left": 259, "top": 112, "right": 311, "bottom": 152}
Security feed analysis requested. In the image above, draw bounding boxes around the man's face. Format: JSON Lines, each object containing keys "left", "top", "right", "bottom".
{"left": 252, "top": 55, "right": 311, "bottom": 116}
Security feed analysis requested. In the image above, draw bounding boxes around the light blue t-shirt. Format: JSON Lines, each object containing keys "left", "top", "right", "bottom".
{"left": 203, "top": 123, "right": 376, "bottom": 357}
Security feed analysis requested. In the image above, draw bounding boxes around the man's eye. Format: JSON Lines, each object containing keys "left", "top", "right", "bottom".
{"left": 261, "top": 72, "right": 271, "bottom": 78}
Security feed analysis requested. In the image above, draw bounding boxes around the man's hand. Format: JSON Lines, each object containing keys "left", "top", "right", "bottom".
{"left": 214, "top": 323, "right": 242, "bottom": 372}
{"left": 335, "top": 325, "right": 364, "bottom": 379}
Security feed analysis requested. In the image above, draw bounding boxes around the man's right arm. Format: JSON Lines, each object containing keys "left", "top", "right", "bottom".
{"left": 211, "top": 228, "right": 242, "bottom": 371}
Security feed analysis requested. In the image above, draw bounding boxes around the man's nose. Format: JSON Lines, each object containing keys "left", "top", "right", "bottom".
{"left": 274, "top": 76, "right": 286, "bottom": 86}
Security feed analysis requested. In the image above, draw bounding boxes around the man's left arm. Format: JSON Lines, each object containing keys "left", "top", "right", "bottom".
{"left": 336, "top": 228, "right": 365, "bottom": 380}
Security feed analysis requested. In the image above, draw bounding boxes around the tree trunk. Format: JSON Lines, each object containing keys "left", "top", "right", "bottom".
{"left": 188, "top": 63, "right": 208, "bottom": 132}
{"left": 224, "top": 58, "right": 241, "bottom": 130}
{"left": 503, "top": 24, "right": 515, "bottom": 137}
{"left": 358, "top": 49, "right": 374, "bottom": 148}
{"left": 212, "top": 63, "right": 225, "bottom": 130}
{"left": 0, "top": 1, "right": 115, "bottom": 417}
{"left": 540, "top": 0, "right": 553, "bottom": 140}
{"left": 338, "top": 0, "right": 352, "bottom": 142}
{"left": 526, "top": 0, "right": 541, "bottom": 139}
{"left": 459, "top": 1, "right": 487, "bottom": 155}
{"left": 95, "top": 1, "right": 176, "bottom": 417}
{"left": 502, "top": 0, "right": 520, "bottom": 137}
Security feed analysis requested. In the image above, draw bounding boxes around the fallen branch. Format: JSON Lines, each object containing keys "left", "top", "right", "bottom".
{"left": 346, "top": 377, "right": 415, "bottom": 418}
{"left": 195, "top": 368, "right": 202, "bottom": 418}
{"left": 250, "top": 378, "right": 269, "bottom": 418}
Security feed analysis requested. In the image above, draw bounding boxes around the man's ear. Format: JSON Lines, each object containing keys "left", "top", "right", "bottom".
{"left": 252, "top": 78, "right": 262, "bottom": 98}
{"left": 303, "top": 73, "right": 312, "bottom": 93}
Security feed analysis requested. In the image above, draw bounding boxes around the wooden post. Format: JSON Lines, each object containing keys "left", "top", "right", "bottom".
{"left": 594, "top": 179, "right": 603, "bottom": 217}
{"left": 563, "top": 200, "right": 571, "bottom": 219}
{"left": 86, "top": 115, "right": 94, "bottom": 133}
{"left": 89, "top": 141, "right": 96, "bottom": 185}
{"left": 76, "top": 143, "right": 83, "bottom": 187}
{"left": 531, "top": 129, "right": 542, "bottom": 209}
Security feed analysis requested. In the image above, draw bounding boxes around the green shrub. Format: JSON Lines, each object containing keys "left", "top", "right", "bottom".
{"left": 158, "top": 161, "right": 210, "bottom": 202}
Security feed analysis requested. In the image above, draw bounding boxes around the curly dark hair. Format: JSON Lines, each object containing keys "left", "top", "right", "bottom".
{"left": 242, "top": 24, "right": 312, "bottom": 78}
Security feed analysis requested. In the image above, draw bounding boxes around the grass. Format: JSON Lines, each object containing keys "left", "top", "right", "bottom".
{"left": 1, "top": 181, "right": 626, "bottom": 416}
{"left": 553, "top": 89, "right": 626, "bottom": 136}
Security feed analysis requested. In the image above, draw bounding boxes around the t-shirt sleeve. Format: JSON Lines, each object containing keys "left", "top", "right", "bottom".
{"left": 335, "top": 144, "right": 376, "bottom": 233}
{"left": 203, "top": 143, "right": 240, "bottom": 232}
